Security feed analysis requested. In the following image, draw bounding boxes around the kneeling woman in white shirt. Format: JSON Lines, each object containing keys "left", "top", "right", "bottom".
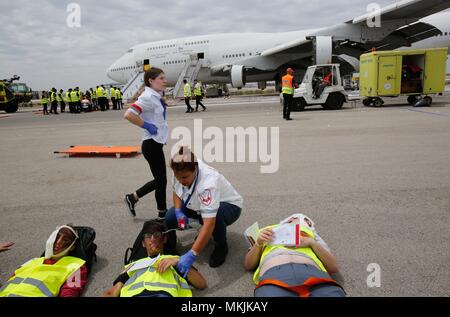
{"left": 165, "top": 146, "right": 243, "bottom": 274}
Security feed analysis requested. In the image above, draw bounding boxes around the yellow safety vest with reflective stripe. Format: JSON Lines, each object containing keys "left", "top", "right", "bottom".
{"left": 70, "top": 91, "right": 78, "bottom": 102}
{"left": 120, "top": 255, "right": 192, "bottom": 297}
{"left": 194, "top": 83, "right": 202, "bottom": 96}
{"left": 40, "top": 95, "right": 48, "bottom": 104}
{"left": 253, "top": 225, "right": 327, "bottom": 285}
{"left": 110, "top": 87, "right": 116, "bottom": 99}
{"left": 65, "top": 92, "right": 71, "bottom": 103}
{"left": 92, "top": 90, "right": 97, "bottom": 99}
{"left": 50, "top": 91, "right": 56, "bottom": 102}
{"left": 56, "top": 92, "right": 63, "bottom": 102}
{"left": 115, "top": 90, "right": 121, "bottom": 99}
{"left": 96, "top": 87, "right": 104, "bottom": 98}
{"left": 281, "top": 74, "right": 294, "bottom": 95}
{"left": 0, "top": 256, "right": 85, "bottom": 297}
{"left": 183, "top": 83, "right": 192, "bottom": 97}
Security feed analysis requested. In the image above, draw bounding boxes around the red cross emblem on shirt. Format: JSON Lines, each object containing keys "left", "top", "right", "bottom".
{"left": 199, "top": 189, "right": 212, "bottom": 206}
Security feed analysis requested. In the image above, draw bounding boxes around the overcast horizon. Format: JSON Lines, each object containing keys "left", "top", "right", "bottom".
{"left": 1, "top": 0, "right": 449, "bottom": 92}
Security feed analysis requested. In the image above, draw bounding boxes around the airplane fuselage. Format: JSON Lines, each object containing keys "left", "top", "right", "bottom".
{"left": 107, "top": 11, "right": 450, "bottom": 86}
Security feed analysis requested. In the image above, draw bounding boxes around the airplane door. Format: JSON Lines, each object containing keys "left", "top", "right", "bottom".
{"left": 378, "top": 56, "right": 400, "bottom": 96}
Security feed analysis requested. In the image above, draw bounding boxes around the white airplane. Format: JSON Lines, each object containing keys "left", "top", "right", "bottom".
{"left": 107, "top": 0, "right": 450, "bottom": 97}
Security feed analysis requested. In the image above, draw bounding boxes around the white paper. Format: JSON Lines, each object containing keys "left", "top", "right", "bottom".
{"left": 125, "top": 254, "right": 160, "bottom": 273}
{"left": 269, "top": 223, "right": 299, "bottom": 246}
{"left": 244, "top": 222, "right": 259, "bottom": 247}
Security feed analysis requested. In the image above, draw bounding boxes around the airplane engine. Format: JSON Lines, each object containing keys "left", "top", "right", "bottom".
{"left": 231, "top": 65, "right": 246, "bottom": 88}
{"left": 308, "top": 36, "right": 333, "bottom": 65}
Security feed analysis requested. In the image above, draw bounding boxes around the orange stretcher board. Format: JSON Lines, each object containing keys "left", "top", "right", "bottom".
{"left": 54, "top": 145, "right": 141, "bottom": 158}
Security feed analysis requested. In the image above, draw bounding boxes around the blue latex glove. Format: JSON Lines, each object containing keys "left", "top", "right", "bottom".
{"left": 142, "top": 121, "right": 158, "bottom": 135}
{"left": 175, "top": 208, "right": 189, "bottom": 229}
{"left": 177, "top": 250, "right": 197, "bottom": 278}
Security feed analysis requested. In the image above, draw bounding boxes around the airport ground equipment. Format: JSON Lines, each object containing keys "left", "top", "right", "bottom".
{"left": 54, "top": 145, "right": 141, "bottom": 158}
{"left": 287, "top": 64, "right": 349, "bottom": 111}
{"left": 0, "top": 80, "right": 19, "bottom": 113}
{"left": 0, "top": 75, "right": 33, "bottom": 113}
{"left": 359, "top": 48, "right": 448, "bottom": 107}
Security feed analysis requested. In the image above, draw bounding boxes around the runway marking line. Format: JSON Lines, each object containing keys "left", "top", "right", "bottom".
{"left": 405, "top": 108, "right": 450, "bottom": 119}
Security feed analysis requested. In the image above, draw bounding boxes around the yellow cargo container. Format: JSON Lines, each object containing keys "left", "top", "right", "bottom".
{"left": 359, "top": 48, "right": 448, "bottom": 107}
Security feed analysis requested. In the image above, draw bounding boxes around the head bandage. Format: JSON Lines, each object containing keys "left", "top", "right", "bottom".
{"left": 280, "top": 213, "right": 315, "bottom": 229}
{"left": 44, "top": 225, "right": 79, "bottom": 259}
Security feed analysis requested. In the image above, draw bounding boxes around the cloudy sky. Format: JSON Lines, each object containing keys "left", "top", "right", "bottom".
{"left": 0, "top": 0, "right": 448, "bottom": 91}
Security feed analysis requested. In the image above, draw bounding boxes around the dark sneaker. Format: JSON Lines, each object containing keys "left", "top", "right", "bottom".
{"left": 209, "top": 242, "right": 228, "bottom": 268}
{"left": 156, "top": 210, "right": 167, "bottom": 222}
{"left": 124, "top": 194, "right": 136, "bottom": 217}
{"left": 286, "top": 117, "right": 293, "bottom": 121}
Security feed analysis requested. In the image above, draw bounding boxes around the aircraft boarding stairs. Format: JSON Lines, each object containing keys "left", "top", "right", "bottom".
{"left": 172, "top": 54, "right": 203, "bottom": 99}
{"left": 122, "top": 69, "right": 145, "bottom": 102}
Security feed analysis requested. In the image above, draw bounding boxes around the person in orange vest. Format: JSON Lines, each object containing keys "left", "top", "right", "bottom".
{"left": 281, "top": 68, "right": 297, "bottom": 120}
{"left": 244, "top": 213, "right": 345, "bottom": 297}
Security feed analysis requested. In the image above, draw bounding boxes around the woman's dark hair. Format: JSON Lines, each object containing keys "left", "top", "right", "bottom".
{"left": 170, "top": 146, "right": 198, "bottom": 173}
{"left": 144, "top": 67, "right": 164, "bottom": 88}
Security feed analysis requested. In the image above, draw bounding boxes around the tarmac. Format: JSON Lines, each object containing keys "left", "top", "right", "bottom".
{"left": 0, "top": 94, "right": 449, "bottom": 297}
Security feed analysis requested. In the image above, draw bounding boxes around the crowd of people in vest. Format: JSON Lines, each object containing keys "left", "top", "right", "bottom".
{"left": 39, "top": 86, "right": 123, "bottom": 115}
{"left": 0, "top": 68, "right": 345, "bottom": 298}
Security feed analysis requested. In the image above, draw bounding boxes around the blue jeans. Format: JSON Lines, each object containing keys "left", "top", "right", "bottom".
{"left": 165, "top": 202, "right": 241, "bottom": 251}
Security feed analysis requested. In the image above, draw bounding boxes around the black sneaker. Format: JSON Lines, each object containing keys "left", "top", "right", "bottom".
{"left": 124, "top": 194, "right": 136, "bottom": 217}
{"left": 156, "top": 210, "right": 167, "bottom": 222}
{"left": 209, "top": 242, "right": 228, "bottom": 268}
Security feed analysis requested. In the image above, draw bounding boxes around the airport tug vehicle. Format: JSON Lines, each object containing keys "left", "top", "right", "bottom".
{"left": 288, "top": 64, "right": 349, "bottom": 111}
{"left": 359, "top": 48, "right": 448, "bottom": 107}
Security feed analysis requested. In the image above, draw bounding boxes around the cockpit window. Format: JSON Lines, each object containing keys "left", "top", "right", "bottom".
{"left": 127, "top": 49, "right": 133, "bottom": 53}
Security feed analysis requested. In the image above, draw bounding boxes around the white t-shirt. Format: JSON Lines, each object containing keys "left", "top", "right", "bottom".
{"left": 173, "top": 160, "right": 243, "bottom": 219}
{"left": 127, "top": 87, "right": 168, "bottom": 144}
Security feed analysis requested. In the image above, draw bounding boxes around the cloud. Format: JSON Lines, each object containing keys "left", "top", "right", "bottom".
{"left": 0, "top": 0, "right": 446, "bottom": 91}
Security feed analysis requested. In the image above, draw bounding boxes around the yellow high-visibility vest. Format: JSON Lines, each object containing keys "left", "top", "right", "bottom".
{"left": 183, "top": 83, "right": 192, "bottom": 97}
{"left": 194, "top": 83, "right": 202, "bottom": 96}
{"left": 70, "top": 91, "right": 79, "bottom": 102}
{"left": 65, "top": 92, "right": 71, "bottom": 103}
{"left": 120, "top": 255, "right": 192, "bottom": 297}
{"left": 50, "top": 91, "right": 56, "bottom": 102}
{"left": 0, "top": 256, "right": 85, "bottom": 297}
{"left": 253, "top": 225, "right": 327, "bottom": 285}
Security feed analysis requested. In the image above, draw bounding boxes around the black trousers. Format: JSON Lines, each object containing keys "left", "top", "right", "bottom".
{"left": 195, "top": 96, "right": 206, "bottom": 111}
{"left": 51, "top": 101, "right": 58, "bottom": 114}
{"left": 185, "top": 97, "right": 193, "bottom": 111}
{"left": 111, "top": 97, "right": 117, "bottom": 110}
{"left": 135, "top": 139, "right": 167, "bottom": 211}
{"left": 60, "top": 101, "right": 65, "bottom": 112}
{"left": 283, "top": 94, "right": 293, "bottom": 119}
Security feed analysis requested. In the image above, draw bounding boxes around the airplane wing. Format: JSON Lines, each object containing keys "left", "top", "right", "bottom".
{"left": 257, "top": 0, "right": 449, "bottom": 59}
{"left": 260, "top": 38, "right": 312, "bottom": 57}
{"left": 348, "top": 0, "right": 450, "bottom": 25}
